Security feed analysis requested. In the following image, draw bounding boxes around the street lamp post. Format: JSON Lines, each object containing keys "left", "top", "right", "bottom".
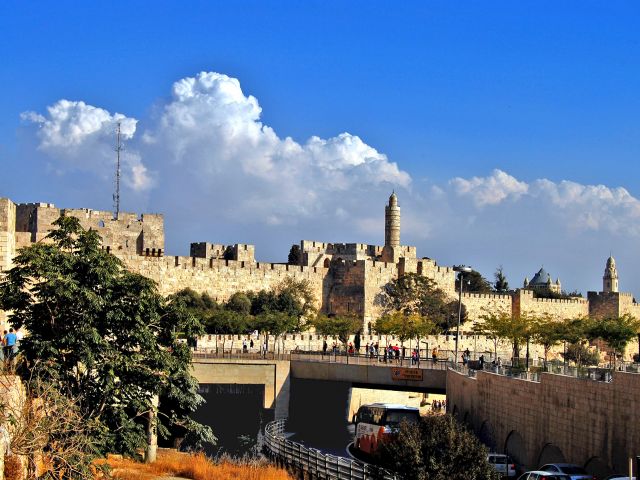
{"left": 453, "top": 265, "right": 472, "bottom": 369}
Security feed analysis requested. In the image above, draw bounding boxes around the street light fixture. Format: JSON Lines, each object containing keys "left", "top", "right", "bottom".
{"left": 453, "top": 265, "right": 473, "bottom": 368}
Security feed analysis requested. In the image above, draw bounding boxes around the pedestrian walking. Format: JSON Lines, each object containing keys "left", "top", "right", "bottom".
{"left": 3, "top": 328, "right": 17, "bottom": 366}
{"left": 432, "top": 346, "right": 438, "bottom": 363}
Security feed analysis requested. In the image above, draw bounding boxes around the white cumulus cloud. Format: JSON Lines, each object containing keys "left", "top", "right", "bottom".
{"left": 142, "top": 71, "right": 410, "bottom": 224}
{"left": 21, "top": 100, "right": 152, "bottom": 192}
{"left": 450, "top": 169, "right": 529, "bottom": 206}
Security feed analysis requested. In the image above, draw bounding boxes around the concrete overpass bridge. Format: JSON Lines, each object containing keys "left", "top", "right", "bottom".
{"left": 191, "top": 351, "right": 640, "bottom": 476}
{"left": 191, "top": 352, "right": 447, "bottom": 420}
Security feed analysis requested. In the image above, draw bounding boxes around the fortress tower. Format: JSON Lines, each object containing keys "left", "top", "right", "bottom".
{"left": 603, "top": 255, "right": 619, "bottom": 293}
{"left": 384, "top": 191, "right": 400, "bottom": 247}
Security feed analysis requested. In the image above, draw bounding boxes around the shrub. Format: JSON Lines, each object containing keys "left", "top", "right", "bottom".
{"left": 376, "top": 413, "right": 498, "bottom": 480}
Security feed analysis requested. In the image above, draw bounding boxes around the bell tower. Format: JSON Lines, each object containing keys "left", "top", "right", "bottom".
{"left": 603, "top": 255, "right": 619, "bottom": 293}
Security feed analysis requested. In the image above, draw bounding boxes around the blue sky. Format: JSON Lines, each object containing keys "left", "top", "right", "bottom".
{"left": 1, "top": 1, "right": 640, "bottom": 295}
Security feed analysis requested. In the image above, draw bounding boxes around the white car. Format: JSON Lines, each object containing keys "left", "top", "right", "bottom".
{"left": 518, "top": 472, "right": 571, "bottom": 480}
{"left": 488, "top": 453, "right": 516, "bottom": 477}
{"left": 538, "top": 464, "right": 593, "bottom": 480}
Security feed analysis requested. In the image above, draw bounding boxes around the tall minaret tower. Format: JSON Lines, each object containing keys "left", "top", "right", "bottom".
{"left": 384, "top": 191, "right": 401, "bottom": 247}
{"left": 603, "top": 255, "right": 619, "bottom": 293}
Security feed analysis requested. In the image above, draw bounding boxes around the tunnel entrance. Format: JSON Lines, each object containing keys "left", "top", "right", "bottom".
{"left": 188, "top": 383, "right": 272, "bottom": 456}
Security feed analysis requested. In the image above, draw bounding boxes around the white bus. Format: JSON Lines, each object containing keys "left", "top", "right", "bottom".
{"left": 352, "top": 403, "right": 420, "bottom": 456}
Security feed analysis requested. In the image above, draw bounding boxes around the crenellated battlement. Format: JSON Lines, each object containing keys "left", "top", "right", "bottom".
{"left": 1, "top": 194, "right": 637, "bottom": 332}
{"left": 519, "top": 288, "right": 588, "bottom": 304}
{"left": 462, "top": 292, "right": 512, "bottom": 300}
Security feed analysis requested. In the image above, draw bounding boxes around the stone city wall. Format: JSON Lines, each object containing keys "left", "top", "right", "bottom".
{"left": 447, "top": 368, "right": 640, "bottom": 476}
{"left": 514, "top": 289, "right": 590, "bottom": 319}
{"left": 13, "top": 202, "right": 164, "bottom": 256}
{"left": 0, "top": 199, "right": 16, "bottom": 326}
{"left": 0, "top": 199, "right": 16, "bottom": 275}
{"left": 461, "top": 292, "right": 513, "bottom": 323}
{"left": 117, "top": 253, "right": 331, "bottom": 310}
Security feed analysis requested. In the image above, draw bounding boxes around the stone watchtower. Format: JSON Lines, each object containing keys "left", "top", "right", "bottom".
{"left": 381, "top": 192, "right": 401, "bottom": 263}
{"left": 384, "top": 192, "right": 400, "bottom": 247}
{"left": 603, "top": 255, "right": 619, "bottom": 293}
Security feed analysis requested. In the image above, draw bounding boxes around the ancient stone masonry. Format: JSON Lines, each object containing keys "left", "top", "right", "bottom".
{"left": 447, "top": 368, "right": 640, "bottom": 475}
{"left": 1, "top": 195, "right": 639, "bottom": 338}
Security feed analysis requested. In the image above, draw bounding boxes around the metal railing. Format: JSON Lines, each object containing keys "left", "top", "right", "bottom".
{"left": 192, "top": 350, "right": 452, "bottom": 370}
{"left": 454, "top": 360, "right": 640, "bottom": 383}
{"left": 263, "top": 419, "right": 397, "bottom": 480}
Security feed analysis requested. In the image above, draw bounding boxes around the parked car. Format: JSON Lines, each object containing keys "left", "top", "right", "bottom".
{"left": 517, "top": 472, "right": 571, "bottom": 480}
{"left": 488, "top": 453, "right": 517, "bottom": 477}
{"left": 538, "top": 464, "right": 593, "bottom": 480}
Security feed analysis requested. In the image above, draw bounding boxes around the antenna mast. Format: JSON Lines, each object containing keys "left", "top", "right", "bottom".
{"left": 113, "top": 122, "right": 122, "bottom": 219}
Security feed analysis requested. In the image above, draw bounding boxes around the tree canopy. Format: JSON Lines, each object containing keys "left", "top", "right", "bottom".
{"left": 377, "top": 273, "right": 464, "bottom": 332}
{"left": 287, "top": 244, "right": 302, "bottom": 265}
{"left": 373, "top": 311, "right": 438, "bottom": 343}
{"left": 172, "top": 277, "right": 316, "bottom": 336}
{"left": 309, "top": 314, "right": 361, "bottom": 346}
{"left": 376, "top": 414, "right": 498, "bottom": 480}
{"left": 493, "top": 266, "right": 509, "bottom": 292}
{"left": 455, "top": 269, "right": 492, "bottom": 293}
{"left": 0, "top": 215, "right": 213, "bottom": 457}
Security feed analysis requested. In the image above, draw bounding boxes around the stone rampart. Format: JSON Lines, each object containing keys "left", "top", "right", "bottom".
{"left": 514, "top": 289, "right": 589, "bottom": 319}
{"left": 118, "top": 253, "right": 331, "bottom": 309}
{"left": 0, "top": 199, "right": 16, "bottom": 274}
{"left": 13, "top": 201, "right": 164, "bottom": 256}
{"left": 461, "top": 292, "right": 513, "bottom": 323}
{"left": 447, "top": 368, "right": 640, "bottom": 476}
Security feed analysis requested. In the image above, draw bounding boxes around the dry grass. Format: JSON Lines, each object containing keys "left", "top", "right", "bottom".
{"left": 95, "top": 449, "right": 294, "bottom": 480}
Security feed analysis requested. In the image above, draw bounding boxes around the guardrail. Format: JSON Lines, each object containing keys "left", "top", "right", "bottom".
{"left": 263, "top": 419, "right": 398, "bottom": 480}
{"left": 454, "top": 361, "right": 640, "bottom": 383}
{"left": 192, "top": 350, "right": 452, "bottom": 370}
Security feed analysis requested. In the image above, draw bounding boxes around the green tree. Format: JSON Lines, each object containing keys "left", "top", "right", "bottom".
{"left": 530, "top": 313, "right": 563, "bottom": 367}
{"left": 555, "top": 317, "right": 590, "bottom": 368}
{"left": 376, "top": 414, "right": 498, "bottom": 480}
{"left": 374, "top": 311, "right": 438, "bottom": 354}
{"left": 226, "top": 292, "right": 252, "bottom": 315}
{"left": 586, "top": 314, "right": 640, "bottom": 368}
{"left": 477, "top": 310, "right": 532, "bottom": 364}
{"left": 309, "top": 314, "right": 361, "bottom": 350}
{"left": 0, "top": 215, "right": 214, "bottom": 457}
{"left": 493, "top": 266, "right": 509, "bottom": 292}
{"left": 288, "top": 244, "right": 302, "bottom": 265}
{"left": 562, "top": 342, "right": 599, "bottom": 367}
{"left": 378, "top": 273, "right": 463, "bottom": 332}
{"left": 253, "top": 311, "right": 299, "bottom": 353}
{"left": 475, "top": 308, "right": 511, "bottom": 361}
{"left": 455, "top": 269, "right": 492, "bottom": 293}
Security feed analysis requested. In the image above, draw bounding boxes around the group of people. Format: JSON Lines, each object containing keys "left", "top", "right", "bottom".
{"left": 431, "top": 399, "right": 446, "bottom": 412}
{"left": 241, "top": 338, "right": 255, "bottom": 353}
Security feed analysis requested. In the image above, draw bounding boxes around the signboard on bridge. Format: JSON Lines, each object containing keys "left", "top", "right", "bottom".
{"left": 391, "top": 367, "right": 423, "bottom": 381}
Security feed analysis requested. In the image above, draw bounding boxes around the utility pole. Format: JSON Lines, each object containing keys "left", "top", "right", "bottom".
{"left": 113, "top": 122, "right": 122, "bottom": 220}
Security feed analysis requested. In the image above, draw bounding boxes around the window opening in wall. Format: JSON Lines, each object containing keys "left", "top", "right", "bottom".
{"left": 146, "top": 248, "right": 150, "bottom": 256}
{"left": 98, "top": 220, "right": 105, "bottom": 228}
